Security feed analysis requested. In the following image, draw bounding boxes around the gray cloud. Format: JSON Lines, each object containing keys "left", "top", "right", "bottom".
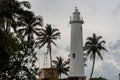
{"left": 94, "top": 62, "right": 120, "bottom": 80}
{"left": 109, "top": 40, "right": 120, "bottom": 50}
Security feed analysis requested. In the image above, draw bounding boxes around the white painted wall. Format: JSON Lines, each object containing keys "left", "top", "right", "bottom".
{"left": 69, "top": 8, "right": 85, "bottom": 77}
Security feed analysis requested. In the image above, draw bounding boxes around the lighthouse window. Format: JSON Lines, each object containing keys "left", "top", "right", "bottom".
{"left": 80, "top": 27, "right": 82, "bottom": 30}
{"left": 72, "top": 53, "right": 75, "bottom": 58}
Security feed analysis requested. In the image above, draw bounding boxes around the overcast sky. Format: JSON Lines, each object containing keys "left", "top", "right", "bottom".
{"left": 20, "top": 0, "right": 120, "bottom": 80}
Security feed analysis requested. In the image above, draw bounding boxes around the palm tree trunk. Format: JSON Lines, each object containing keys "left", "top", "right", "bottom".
{"left": 6, "top": 22, "right": 10, "bottom": 32}
{"left": 26, "top": 34, "right": 30, "bottom": 54}
{"left": 27, "top": 34, "right": 30, "bottom": 46}
{"left": 48, "top": 44, "right": 53, "bottom": 78}
{"left": 90, "top": 56, "right": 95, "bottom": 79}
{"left": 5, "top": 21, "right": 10, "bottom": 32}
{"left": 49, "top": 48, "right": 52, "bottom": 68}
{"left": 47, "top": 42, "right": 52, "bottom": 68}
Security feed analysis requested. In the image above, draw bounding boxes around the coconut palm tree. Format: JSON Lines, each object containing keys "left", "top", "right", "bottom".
{"left": 52, "top": 57, "right": 69, "bottom": 79}
{"left": 0, "top": 0, "right": 32, "bottom": 32}
{"left": 89, "top": 77, "right": 108, "bottom": 80}
{"left": 37, "top": 24, "right": 61, "bottom": 68}
{"left": 17, "top": 14, "right": 43, "bottom": 44}
{"left": 98, "top": 77, "right": 108, "bottom": 80}
{"left": 84, "top": 33, "right": 107, "bottom": 79}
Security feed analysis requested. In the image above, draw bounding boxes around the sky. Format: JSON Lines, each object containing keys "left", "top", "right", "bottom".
{"left": 20, "top": 0, "right": 120, "bottom": 80}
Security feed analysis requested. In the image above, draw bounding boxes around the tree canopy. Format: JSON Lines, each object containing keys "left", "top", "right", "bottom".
{"left": 84, "top": 33, "right": 107, "bottom": 79}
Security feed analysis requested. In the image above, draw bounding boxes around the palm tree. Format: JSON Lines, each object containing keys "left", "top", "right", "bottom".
{"left": 37, "top": 24, "right": 61, "bottom": 68}
{"left": 84, "top": 33, "right": 107, "bottom": 79}
{"left": 17, "top": 14, "right": 43, "bottom": 44}
{"left": 98, "top": 77, "right": 108, "bottom": 80}
{"left": 52, "top": 57, "right": 69, "bottom": 79}
{"left": 89, "top": 77, "right": 108, "bottom": 80}
{"left": 0, "top": 0, "right": 32, "bottom": 32}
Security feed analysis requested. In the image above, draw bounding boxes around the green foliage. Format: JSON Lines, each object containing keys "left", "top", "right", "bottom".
{"left": 0, "top": 30, "right": 19, "bottom": 76}
{"left": 0, "top": 30, "right": 39, "bottom": 80}
{"left": 0, "top": 0, "right": 61, "bottom": 80}
{"left": 16, "top": 13, "right": 43, "bottom": 42}
{"left": 89, "top": 77, "right": 108, "bottom": 80}
{"left": 0, "top": 0, "right": 33, "bottom": 32}
{"left": 0, "top": 0, "right": 40, "bottom": 80}
{"left": 16, "top": 36, "right": 39, "bottom": 80}
{"left": 52, "top": 57, "right": 69, "bottom": 79}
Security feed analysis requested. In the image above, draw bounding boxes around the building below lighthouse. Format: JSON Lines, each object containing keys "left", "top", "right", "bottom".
{"left": 69, "top": 7, "right": 86, "bottom": 80}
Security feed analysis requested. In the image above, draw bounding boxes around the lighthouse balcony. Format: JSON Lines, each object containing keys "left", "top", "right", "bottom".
{"left": 69, "top": 18, "right": 84, "bottom": 24}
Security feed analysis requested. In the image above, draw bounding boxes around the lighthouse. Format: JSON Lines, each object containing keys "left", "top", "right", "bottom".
{"left": 69, "top": 7, "right": 86, "bottom": 80}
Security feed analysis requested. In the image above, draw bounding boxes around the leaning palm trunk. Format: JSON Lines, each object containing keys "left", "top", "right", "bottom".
{"left": 90, "top": 56, "right": 95, "bottom": 79}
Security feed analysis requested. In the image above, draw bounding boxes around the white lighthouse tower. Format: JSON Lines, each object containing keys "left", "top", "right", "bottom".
{"left": 69, "top": 7, "right": 86, "bottom": 80}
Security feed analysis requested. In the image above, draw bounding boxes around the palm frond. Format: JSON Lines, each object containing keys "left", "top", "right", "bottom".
{"left": 52, "top": 60, "right": 58, "bottom": 65}
{"left": 97, "top": 36, "right": 102, "bottom": 42}
{"left": 38, "top": 40, "right": 47, "bottom": 49}
{"left": 99, "top": 40, "right": 106, "bottom": 44}
{"left": 99, "top": 46, "right": 108, "bottom": 52}
{"left": 51, "top": 40, "right": 57, "bottom": 47}
{"left": 32, "top": 29, "right": 40, "bottom": 36}
{"left": 32, "top": 22, "right": 42, "bottom": 27}
{"left": 17, "top": 28, "right": 26, "bottom": 33}
{"left": 52, "top": 32, "right": 61, "bottom": 38}
{"left": 16, "top": 21, "right": 27, "bottom": 27}
{"left": 20, "top": 1, "right": 31, "bottom": 9}
{"left": 52, "top": 56, "right": 69, "bottom": 78}
{"left": 52, "top": 28, "right": 59, "bottom": 33}
{"left": 87, "top": 37, "right": 93, "bottom": 42}
{"left": 97, "top": 50, "right": 103, "bottom": 60}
